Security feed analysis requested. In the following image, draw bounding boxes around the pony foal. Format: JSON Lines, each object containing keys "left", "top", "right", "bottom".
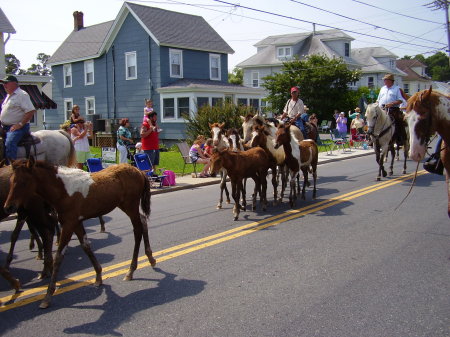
{"left": 4, "top": 158, "right": 156, "bottom": 308}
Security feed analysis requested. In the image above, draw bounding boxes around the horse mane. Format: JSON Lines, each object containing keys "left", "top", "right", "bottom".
{"left": 244, "top": 113, "right": 254, "bottom": 122}
{"left": 12, "top": 157, "right": 57, "bottom": 173}
{"left": 407, "top": 88, "right": 444, "bottom": 116}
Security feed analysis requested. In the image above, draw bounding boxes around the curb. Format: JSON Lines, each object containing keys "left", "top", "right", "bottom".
{"left": 151, "top": 149, "right": 375, "bottom": 195}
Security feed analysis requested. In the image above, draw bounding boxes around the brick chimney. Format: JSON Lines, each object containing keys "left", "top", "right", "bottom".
{"left": 73, "top": 11, "right": 84, "bottom": 31}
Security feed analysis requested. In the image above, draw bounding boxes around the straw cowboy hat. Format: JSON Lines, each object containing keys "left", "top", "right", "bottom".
{"left": 383, "top": 73, "right": 395, "bottom": 81}
{"left": 354, "top": 107, "right": 361, "bottom": 112}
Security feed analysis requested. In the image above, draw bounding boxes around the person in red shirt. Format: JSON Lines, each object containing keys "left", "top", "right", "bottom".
{"left": 140, "top": 111, "right": 161, "bottom": 171}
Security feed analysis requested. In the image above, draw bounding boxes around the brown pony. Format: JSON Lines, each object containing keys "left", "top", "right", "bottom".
{"left": 210, "top": 148, "right": 272, "bottom": 220}
{"left": 4, "top": 158, "right": 156, "bottom": 308}
{"left": 274, "top": 123, "right": 301, "bottom": 208}
{"left": 297, "top": 140, "right": 318, "bottom": 200}
{"left": 406, "top": 87, "right": 450, "bottom": 217}
{"left": 210, "top": 122, "right": 231, "bottom": 209}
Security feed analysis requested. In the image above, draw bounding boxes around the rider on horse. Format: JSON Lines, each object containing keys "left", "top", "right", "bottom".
{"left": 0, "top": 75, "right": 36, "bottom": 162}
{"left": 280, "top": 86, "right": 308, "bottom": 139}
{"left": 376, "top": 73, "right": 407, "bottom": 146}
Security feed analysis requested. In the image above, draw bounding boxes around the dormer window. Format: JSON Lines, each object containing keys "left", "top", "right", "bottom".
{"left": 277, "top": 47, "right": 292, "bottom": 60}
{"left": 344, "top": 43, "right": 350, "bottom": 57}
{"left": 390, "top": 59, "right": 395, "bottom": 69}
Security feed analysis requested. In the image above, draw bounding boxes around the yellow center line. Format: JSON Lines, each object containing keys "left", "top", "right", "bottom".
{"left": 0, "top": 171, "right": 426, "bottom": 311}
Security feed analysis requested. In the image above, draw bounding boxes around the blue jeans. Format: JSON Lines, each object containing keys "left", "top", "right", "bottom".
{"left": 143, "top": 149, "right": 160, "bottom": 166}
{"left": 2, "top": 123, "right": 30, "bottom": 160}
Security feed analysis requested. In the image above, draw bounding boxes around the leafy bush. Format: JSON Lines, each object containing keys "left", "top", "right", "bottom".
{"left": 183, "top": 101, "right": 254, "bottom": 143}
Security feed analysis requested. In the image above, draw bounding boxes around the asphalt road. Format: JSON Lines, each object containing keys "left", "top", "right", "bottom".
{"left": 0, "top": 154, "right": 449, "bottom": 337}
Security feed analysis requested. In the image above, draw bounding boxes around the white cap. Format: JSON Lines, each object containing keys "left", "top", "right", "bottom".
{"left": 135, "top": 142, "right": 142, "bottom": 148}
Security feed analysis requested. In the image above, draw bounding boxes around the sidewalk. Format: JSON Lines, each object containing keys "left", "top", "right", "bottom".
{"left": 151, "top": 146, "right": 375, "bottom": 195}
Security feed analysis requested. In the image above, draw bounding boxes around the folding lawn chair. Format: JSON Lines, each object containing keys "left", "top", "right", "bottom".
{"left": 329, "top": 129, "right": 351, "bottom": 153}
{"left": 134, "top": 153, "right": 168, "bottom": 188}
{"left": 86, "top": 157, "right": 104, "bottom": 173}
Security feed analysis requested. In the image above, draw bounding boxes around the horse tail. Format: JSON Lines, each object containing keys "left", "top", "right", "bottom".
{"left": 58, "top": 130, "right": 77, "bottom": 167}
{"left": 140, "top": 174, "right": 151, "bottom": 218}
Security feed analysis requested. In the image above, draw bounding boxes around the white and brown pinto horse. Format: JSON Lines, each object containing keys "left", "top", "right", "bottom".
{"left": 365, "top": 103, "right": 409, "bottom": 180}
{"left": 4, "top": 159, "right": 156, "bottom": 308}
{"left": 406, "top": 87, "right": 450, "bottom": 217}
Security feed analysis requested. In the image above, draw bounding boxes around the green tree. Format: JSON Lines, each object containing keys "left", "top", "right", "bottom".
{"left": 228, "top": 67, "right": 243, "bottom": 85}
{"left": 262, "top": 55, "right": 360, "bottom": 121}
{"left": 5, "top": 54, "right": 24, "bottom": 74}
{"left": 26, "top": 53, "right": 52, "bottom": 76}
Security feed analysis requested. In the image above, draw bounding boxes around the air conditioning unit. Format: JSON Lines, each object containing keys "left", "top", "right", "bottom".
{"left": 86, "top": 115, "right": 105, "bottom": 132}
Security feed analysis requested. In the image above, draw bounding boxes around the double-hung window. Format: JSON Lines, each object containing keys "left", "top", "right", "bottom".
{"left": 85, "top": 97, "right": 95, "bottom": 115}
{"left": 252, "top": 72, "right": 259, "bottom": 88}
{"left": 63, "top": 64, "right": 72, "bottom": 88}
{"left": 209, "top": 54, "right": 221, "bottom": 80}
{"left": 125, "top": 52, "right": 137, "bottom": 80}
{"left": 170, "top": 49, "right": 183, "bottom": 78}
{"left": 64, "top": 98, "right": 73, "bottom": 120}
{"left": 277, "top": 47, "right": 292, "bottom": 60}
{"left": 84, "top": 60, "right": 94, "bottom": 85}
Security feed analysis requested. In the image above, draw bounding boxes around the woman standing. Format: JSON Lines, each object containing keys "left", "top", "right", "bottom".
{"left": 117, "top": 118, "right": 133, "bottom": 164}
{"left": 70, "top": 120, "right": 92, "bottom": 169}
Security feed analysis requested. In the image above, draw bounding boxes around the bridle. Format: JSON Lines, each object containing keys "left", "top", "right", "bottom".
{"left": 367, "top": 106, "right": 392, "bottom": 141}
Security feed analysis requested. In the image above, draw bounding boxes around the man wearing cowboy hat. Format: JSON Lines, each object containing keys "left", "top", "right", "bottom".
{"left": 281, "top": 86, "right": 307, "bottom": 137}
{"left": 0, "top": 75, "right": 36, "bottom": 161}
{"left": 376, "top": 73, "right": 406, "bottom": 145}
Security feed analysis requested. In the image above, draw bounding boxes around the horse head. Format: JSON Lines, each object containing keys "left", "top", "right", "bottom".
{"left": 249, "top": 125, "right": 267, "bottom": 149}
{"left": 365, "top": 103, "right": 384, "bottom": 136}
{"left": 210, "top": 122, "right": 227, "bottom": 148}
{"left": 274, "top": 123, "right": 291, "bottom": 150}
{"left": 4, "top": 157, "right": 38, "bottom": 214}
{"left": 406, "top": 87, "right": 436, "bottom": 161}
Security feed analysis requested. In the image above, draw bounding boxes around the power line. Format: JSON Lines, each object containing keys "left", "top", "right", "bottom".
{"left": 289, "top": 0, "right": 445, "bottom": 46}
{"left": 211, "top": 0, "right": 443, "bottom": 50}
{"left": 350, "top": 0, "right": 443, "bottom": 24}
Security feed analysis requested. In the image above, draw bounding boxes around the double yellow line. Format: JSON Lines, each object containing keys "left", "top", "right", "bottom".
{"left": 0, "top": 171, "right": 426, "bottom": 311}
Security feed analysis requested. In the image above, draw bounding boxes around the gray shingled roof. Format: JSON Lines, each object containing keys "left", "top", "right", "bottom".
{"left": 158, "top": 78, "right": 262, "bottom": 93}
{"left": 351, "top": 47, "right": 405, "bottom": 75}
{"left": 238, "top": 29, "right": 359, "bottom": 67}
{"left": 127, "top": 3, "right": 233, "bottom": 54}
{"left": 48, "top": 2, "right": 233, "bottom": 65}
{"left": 48, "top": 21, "right": 113, "bottom": 65}
{"left": 0, "top": 8, "right": 16, "bottom": 33}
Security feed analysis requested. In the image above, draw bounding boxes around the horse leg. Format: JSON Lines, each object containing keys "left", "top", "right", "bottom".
{"left": 231, "top": 180, "right": 240, "bottom": 221}
{"left": 5, "top": 213, "right": 26, "bottom": 269}
{"left": 271, "top": 166, "right": 277, "bottom": 207}
{"left": 0, "top": 266, "right": 20, "bottom": 292}
{"left": 217, "top": 170, "right": 229, "bottom": 209}
{"left": 98, "top": 216, "right": 106, "bottom": 233}
{"left": 29, "top": 225, "right": 44, "bottom": 260}
{"left": 402, "top": 140, "right": 408, "bottom": 174}
{"left": 389, "top": 145, "right": 395, "bottom": 176}
{"left": 251, "top": 177, "right": 259, "bottom": 211}
{"left": 261, "top": 173, "right": 268, "bottom": 211}
{"left": 312, "top": 165, "right": 317, "bottom": 199}
{"left": 240, "top": 179, "right": 247, "bottom": 211}
{"left": 124, "top": 212, "right": 143, "bottom": 281}
{"left": 74, "top": 224, "right": 102, "bottom": 285}
{"left": 140, "top": 213, "right": 156, "bottom": 268}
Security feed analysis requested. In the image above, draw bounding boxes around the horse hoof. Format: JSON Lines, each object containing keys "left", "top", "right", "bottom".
{"left": 216, "top": 205, "right": 222, "bottom": 209}
{"left": 376, "top": 177, "right": 381, "bottom": 181}
{"left": 39, "top": 300, "right": 50, "bottom": 309}
{"left": 403, "top": 170, "right": 406, "bottom": 174}
{"left": 150, "top": 257, "right": 156, "bottom": 267}
{"left": 226, "top": 200, "right": 231, "bottom": 204}
{"left": 233, "top": 216, "right": 238, "bottom": 221}
{"left": 382, "top": 171, "right": 387, "bottom": 177}
{"left": 12, "top": 279, "right": 20, "bottom": 292}
{"left": 123, "top": 274, "right": 132, "bottom": 281}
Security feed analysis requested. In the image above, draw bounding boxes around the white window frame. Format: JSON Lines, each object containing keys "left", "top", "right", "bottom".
{"left": 160, "top": 94, "right": 192, "bottom": 121}
{"left": 277, "top": 46, "right": 292, "bottom": 60}
{"left": 63, "top": 64, "right": 72, "bottom": 88}
{"left": 368, "top": 76, "right": 374, "bottom": 88}
{"left": 85, "top": 97, "right": 96, "bottom": 115}
{"left": 169, "top": 49, "right": 183, "bottom": 78}
{"left": 64, "top": 98, "right": 73, "bottom": 120}
{"left": 251, "top": 71, "right": 259, "bottom": 88}
{"left": 403, "top": 83, "right": 409, "bottom": 94}
{"left": 209, "top": 54, "right": 221, "bottom": 80}
{"left": 125, "top": 51, "right": 137, "bottom": 80}
{"left": 84, "top": 60, "right": 94, "bottom": 85}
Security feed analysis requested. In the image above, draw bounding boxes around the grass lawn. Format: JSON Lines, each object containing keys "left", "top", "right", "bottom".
{"left": 90, "top": 138, "right": 334, "bottom": 176}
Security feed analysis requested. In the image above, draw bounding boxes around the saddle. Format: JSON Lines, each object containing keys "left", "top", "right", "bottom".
{"left": 18, "top": 133, "right": 41, "bottom": 147}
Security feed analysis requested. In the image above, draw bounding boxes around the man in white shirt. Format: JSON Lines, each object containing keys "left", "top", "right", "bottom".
{"left": 281, "top": 86, "right": 306, "bottom": 137}
{"left": 376, "top": 73, "right": 406, "bottom": 145}
{"left": 0, "top": 75, "right": 36, "bottom": 161}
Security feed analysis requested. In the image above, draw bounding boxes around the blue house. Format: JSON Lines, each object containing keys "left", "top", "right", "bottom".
{"left": 47, "top": 2, "right": 264, "bottom": 145}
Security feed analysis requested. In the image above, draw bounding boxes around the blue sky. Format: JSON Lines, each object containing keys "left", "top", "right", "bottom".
{"left": 1, "top": 0, "right": 447, "bottom": 71}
